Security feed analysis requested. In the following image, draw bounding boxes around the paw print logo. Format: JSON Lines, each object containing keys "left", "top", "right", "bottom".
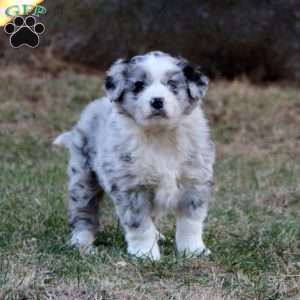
{"left": 4, "top": 16, "right": 45, "bottom": 48}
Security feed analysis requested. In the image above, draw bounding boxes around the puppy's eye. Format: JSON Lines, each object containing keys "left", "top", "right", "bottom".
{"left": 168, "top": 80, "right": 177, "bottom": 89}
{"left": 133, "top": 81, "right": 145, "bottom": 94}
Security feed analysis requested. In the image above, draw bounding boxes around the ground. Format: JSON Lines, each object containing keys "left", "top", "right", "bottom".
{"left": 0, "top": 65, "right": 299, "bottom": 300}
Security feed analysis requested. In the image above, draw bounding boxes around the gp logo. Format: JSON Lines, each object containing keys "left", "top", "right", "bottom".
{"left": 3, "top": 3, "right": 47, "bottom": 48}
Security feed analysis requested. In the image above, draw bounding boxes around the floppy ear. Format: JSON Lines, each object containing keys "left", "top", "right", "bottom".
{"left": 182, "top": 63, "right": 209, "bottom": 101}
{"left": 105, "top": 59, "right": 128, "bottom": 102}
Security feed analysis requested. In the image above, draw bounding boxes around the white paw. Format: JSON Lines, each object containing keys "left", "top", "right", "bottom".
{"left": 203, "top": 248, "right": 212, "bottom": 256}
{"left": 128, "top": 240, "right": 160, "bottom": 261}
{"left": 156, "top": 230, "right": 166, "bottom": 241}
{"left": 176, "top": 238, "right": 207, "bottom": 257}
{"left": 176, "top": 215, "right": 208, "bottom": 257}
{"left": 70, "top": 230, "right": 95, "bottom": 255}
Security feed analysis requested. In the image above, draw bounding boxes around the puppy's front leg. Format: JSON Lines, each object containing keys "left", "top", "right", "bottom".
{"left": 176, "top": 184, "right": 211, "bottom": 256}
{"left": 111, "top": 189, "right": 160, "bottom": 260}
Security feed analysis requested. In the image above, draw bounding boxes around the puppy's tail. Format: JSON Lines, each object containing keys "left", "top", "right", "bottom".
{"left": 53, "top": 131, "right": 72, "bottom": 148}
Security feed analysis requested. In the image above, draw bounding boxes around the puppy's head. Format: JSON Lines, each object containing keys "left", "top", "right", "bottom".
{"left": 105, "top": 51, "right": 208, "bottom": 128}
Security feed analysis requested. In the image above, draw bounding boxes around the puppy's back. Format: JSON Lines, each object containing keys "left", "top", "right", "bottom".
{"left": 77, "top": 97, "right": 112, "bottom": 135}
{"left": 54, "top": 97, "right": 111, "bottom": 149}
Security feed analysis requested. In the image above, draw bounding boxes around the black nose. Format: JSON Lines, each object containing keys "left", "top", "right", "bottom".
{"left": 151, "top": 97, "right": 164, "bottom": 110}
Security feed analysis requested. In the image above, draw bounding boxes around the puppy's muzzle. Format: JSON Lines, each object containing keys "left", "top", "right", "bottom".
{"left": 149, "top": 97, "right": 167, "bottom": 118}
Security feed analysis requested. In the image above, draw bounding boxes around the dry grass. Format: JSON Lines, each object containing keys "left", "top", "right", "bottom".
{"left": 0, "top": 65, "right": 300, "bottom": 299}
{"left": 206, "top": 80, "right": 300, "bottom": 160}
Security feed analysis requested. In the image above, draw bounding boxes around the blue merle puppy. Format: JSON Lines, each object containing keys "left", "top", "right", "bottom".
{"left": 54, "top": 51, "right": 215, "bottom": 260}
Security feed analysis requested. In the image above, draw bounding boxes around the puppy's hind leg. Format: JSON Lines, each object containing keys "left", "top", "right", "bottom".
{"left": 68, "top": 170, "right": 102, "bottom": 254}
{"left": 67, "top": 132, "right": 103, "bottom": 254}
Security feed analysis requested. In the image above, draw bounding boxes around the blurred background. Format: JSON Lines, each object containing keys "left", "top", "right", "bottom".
{"left": 1, "top": 0, "right": 300, "bottom": 82}
{"left": 1, "top": 1, "right": 300, "bottom": 299}
{"left": 1, "top": 0, "right": 299, "bottom": 156}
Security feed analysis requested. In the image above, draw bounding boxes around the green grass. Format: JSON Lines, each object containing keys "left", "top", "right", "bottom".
{"left": 0, "top": 66, "right": 299, "bottom": 299}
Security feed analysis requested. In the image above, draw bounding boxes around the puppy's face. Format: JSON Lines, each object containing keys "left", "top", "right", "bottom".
{"left": 105, "top": 51, "right": 208, "bottom": 128}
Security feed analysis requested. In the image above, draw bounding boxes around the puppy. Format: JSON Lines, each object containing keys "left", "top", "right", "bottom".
{"left": 54, "top": 51, "right": 215, "bottom": 260}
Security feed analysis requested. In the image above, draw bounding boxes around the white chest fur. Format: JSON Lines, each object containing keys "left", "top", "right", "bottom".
{"left": 131, "top": 129, "right": 186, "bottom": 210}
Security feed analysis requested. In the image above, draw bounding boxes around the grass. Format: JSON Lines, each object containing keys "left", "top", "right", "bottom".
{"left": 0, "top": 65, "right": 300, "bottom": 299}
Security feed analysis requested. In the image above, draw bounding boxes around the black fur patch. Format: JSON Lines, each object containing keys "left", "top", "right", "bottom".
{"left": 117, "top": 90, "right": 125, "bottom": 102}
{"left": 120, "top": 153, "right": 132, "bottom": 162}
{"left": 189, "top": 198, "right": 204, "bottom": 211}
{"left": 111, "top": 184, "right": 119, "bottom": 193}
{"left": 71, "top": 195, "right": 78, "bottom": 202}
{"left": 183, "top": 65, "right": 207, "bottom": 86}
{"left": 132, "top": 81, "right": 144, "bottom": 94}
{"left": 123, "top": 58, "right": 131, "bottom": 64}
{"left": 128, "top": 220, "right": 141, "bottom": 229}
{"left": 105, "top": 76, "right": 115, "bottom": 90}
{"left": 186, "top": 85, "right": 194, "bottom": 101}
{"left": 71, "top": 167, "right": 78, "bottom": 174}
{"left": 77, "top": 183, "right": 85, "bottom": 189}
{"left": 183, "top": 65, "right": 200, "bottom": 82}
